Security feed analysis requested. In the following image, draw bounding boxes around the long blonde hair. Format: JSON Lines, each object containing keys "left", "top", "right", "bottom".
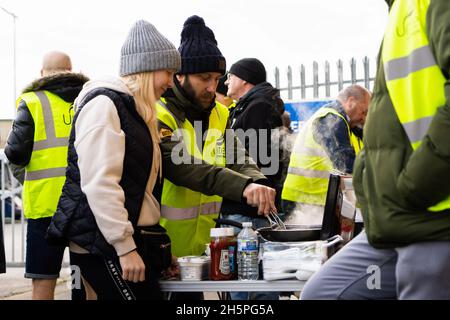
{"left": 121, "top": 72, "right": 160, "bottom": 143}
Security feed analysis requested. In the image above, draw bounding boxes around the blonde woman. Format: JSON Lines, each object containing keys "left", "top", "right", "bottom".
{"left": 47, "top": 20, "right": 180, "bottom": 300}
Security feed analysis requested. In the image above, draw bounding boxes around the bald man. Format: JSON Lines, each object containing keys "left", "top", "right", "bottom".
{"left": 5, "top": 51, "right": 88, "bottom": 300}
{"left": 41, "top": 51, "right": 72, "bottom": 77}
{"left": 281, "top": 85, "right": 371, "bottom": 224}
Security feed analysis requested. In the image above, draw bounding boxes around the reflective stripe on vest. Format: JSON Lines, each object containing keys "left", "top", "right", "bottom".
{"left": 382, "top": 0, "right": 450, "bottom": 212}
{"left": 160, "top": 202, "right": 222, "bottom": 220}
{"left": 157, "top": 98, "right": 229, "bottom": 256}
{"left": 282, "top": 107, "right": 351, "bottom": 205}
{"left": 287, "top": 167, "right": 330, "bottom": 179}
{"left": 19, "top": 90, "right": 73, "bottom": 219}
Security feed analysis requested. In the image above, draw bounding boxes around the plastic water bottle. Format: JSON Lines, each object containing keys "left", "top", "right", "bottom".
{"left": 237, "top": 222, "right": 259, "bottom": 280}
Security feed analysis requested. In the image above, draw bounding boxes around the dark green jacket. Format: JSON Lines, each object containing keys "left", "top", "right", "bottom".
{"left": 158, "top": 82, "right": 267, "bottom": 205}
{"left": 353, "top": 0, "right": 450, "bottom": 248}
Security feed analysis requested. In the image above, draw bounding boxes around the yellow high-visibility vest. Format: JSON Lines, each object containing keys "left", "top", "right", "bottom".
{"left": 382, "top": 0, "right": 450, "bottom": 212}
{"left": 350, "top": 132, "right": 363, "bottom": 155}
{"left": 19, "top": 91, "right": 73, "bottom": 219}
{"left": 282, "top": 107, "right": 350, "bottom": 206}
{"left": 157, "top": 98, "right": 229, "bottom": 257}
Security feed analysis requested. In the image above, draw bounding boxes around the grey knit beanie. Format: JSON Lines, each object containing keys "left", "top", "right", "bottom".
{"left": 120, "top": 20, "right": 181, "bottom": 76}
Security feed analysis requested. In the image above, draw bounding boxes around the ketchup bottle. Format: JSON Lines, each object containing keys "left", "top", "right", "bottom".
{"left": 210, "top": 228, "right": 232, "bottom": 280}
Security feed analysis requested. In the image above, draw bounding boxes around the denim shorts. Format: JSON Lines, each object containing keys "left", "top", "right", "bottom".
{"left": 25, "top": 217, "right": 65, "bottom": 279}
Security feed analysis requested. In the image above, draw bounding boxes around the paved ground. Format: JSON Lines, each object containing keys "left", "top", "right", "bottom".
{"left": 0, "top": 267, "right": 71, "bottom": 300}
{"left": 2, "top": 221, "right": 278, "bottom": 300}
{"left": 0, "top": 267, "right": 221, "bottom": 300}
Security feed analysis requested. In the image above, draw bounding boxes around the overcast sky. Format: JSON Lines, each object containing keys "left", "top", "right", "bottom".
{"left": 0, "top": 0, "right": 389, "bottom": 119}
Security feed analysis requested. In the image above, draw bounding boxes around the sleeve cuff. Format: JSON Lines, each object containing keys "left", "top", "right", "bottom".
{"left": 112, "top": 236, "right": 137, "bottom": 257}
{"left": 234, "top": 176, "right": 253, "bottom": 203}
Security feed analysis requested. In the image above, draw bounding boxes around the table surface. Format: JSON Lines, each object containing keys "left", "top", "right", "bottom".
{"left": 159, "top": 279, "right": 305, "bottom": 292}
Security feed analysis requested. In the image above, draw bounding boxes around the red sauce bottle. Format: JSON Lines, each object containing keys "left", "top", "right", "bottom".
{"left": 210, "top": 228, "right": 232, "bottom": 280}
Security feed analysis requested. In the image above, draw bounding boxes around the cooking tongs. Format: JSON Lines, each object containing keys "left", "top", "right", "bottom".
{"left": 266, "top": 210, "right": 287, "bottom": 230}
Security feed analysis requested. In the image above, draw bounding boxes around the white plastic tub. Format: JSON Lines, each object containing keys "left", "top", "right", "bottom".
{"left": 178, "top": 256, "right": 210, "bottom": 281}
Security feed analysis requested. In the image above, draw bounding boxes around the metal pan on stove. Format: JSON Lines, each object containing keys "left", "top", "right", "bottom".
{"left": 215, "top": 218, "right": 322, "bottom": 242}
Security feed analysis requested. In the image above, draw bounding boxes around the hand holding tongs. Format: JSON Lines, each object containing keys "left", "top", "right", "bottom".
{"left": 266, "top": 210, "right": 287, "bottom": 230}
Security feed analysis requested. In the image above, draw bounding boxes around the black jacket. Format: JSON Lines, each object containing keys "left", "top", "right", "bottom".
{"left": 223, "top": 82, "right": 285, "bottom": 213}
{"left": 313, "top": 100, "right": 355, "bottom": 174}
{"left": 5, "top": 73, "right": 89, "bottom": 169}
{"left": 47, "top": 88, "right": 153, "bottom": 259}
{"left": 230, "top": 82, "right": 284, "bottom": 132}
{"left": 230, "top": 82, "right": 284, "bottom": 176}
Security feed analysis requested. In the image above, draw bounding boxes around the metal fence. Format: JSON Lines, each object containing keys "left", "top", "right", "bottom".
{"left": 274, "top": 56, "right": 376, "bottom": 100}
{"left": 0, "top": 149, "right": 25, "bottom": 267}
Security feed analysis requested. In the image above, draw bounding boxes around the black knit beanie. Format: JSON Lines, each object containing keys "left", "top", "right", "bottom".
{"left": 229, "top": 58, "right": 266, "bottom": 85}
{"left": 178, "top": 15, "right": 226, "bottom": 75}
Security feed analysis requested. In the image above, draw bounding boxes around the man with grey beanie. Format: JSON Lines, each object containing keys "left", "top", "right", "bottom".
{"left": 47, "top": 20, "right": 180, "bottom": 300}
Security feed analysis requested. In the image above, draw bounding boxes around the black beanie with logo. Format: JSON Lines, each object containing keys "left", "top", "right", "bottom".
{"left": 229, "top": 58, "right": 266, "bottom": 85}
{"left": 178, "top": 15, "right": 226, "bottom": 75}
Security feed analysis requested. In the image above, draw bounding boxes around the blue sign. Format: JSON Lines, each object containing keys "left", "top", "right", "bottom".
{"left": 284, "top": 100, "right": 333, "bottom": 132}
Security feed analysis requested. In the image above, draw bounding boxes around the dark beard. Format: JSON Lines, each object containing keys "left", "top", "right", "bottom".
{"left": 181, "top": 75, "right": 214, "bottom": 109}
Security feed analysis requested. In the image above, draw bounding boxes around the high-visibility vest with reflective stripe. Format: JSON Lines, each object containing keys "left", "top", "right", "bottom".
{"left": 350, "top": 132, "right": 363, "bottom": 155}
{"left": 157, "top": 98, "right": 229, "bottom": 257}
{"left": 282, "top": 107, "right": 350, "bottom": 205}
{"left": 382, "top": 0, "right": 450, "bottom": 212}
{"left": 19, "top": 91, "right": 73, "bottom": 219}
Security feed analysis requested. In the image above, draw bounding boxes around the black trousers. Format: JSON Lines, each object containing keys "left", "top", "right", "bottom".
{"left": 70, "top": 252, "right": 162, "bottom": 300}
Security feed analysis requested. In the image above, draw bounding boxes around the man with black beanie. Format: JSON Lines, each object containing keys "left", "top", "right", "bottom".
{"left": 225, "top": 58, "right": 285, "bottom": 212}
{"left": 220, "top": 58, "right": 286, "bottom": 300}
{"left": 157, "top": 16, "right": 277, "bottom": 282}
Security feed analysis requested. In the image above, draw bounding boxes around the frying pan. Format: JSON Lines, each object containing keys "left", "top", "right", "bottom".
{"left": 214, "top": 218, "right": 322, "bottom": 242}
{"left": 216, "top": 174, "right": 344, "bottom": 242}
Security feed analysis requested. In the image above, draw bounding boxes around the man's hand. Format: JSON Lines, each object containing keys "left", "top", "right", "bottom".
{"left": 119, "top": 250, "right": 146, "bottom": 283}
{"left": 243, "top": 183, "right": 277, "bottom": 216}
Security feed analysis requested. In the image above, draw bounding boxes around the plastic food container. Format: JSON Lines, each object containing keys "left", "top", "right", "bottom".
{"left": 261, "top": 235, "right": 342, "bottom": 281}
{"left": 178, "top": 256, "right": 210, "bottom": 281}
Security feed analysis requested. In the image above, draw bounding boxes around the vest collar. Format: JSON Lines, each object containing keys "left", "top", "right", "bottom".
{"left": 332, "top": 100, "right": 351, "bottom": 124}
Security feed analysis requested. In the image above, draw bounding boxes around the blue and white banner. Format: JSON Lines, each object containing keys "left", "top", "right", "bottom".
{"left": 284, "top": 100, "right": 332, "bottom": 132}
